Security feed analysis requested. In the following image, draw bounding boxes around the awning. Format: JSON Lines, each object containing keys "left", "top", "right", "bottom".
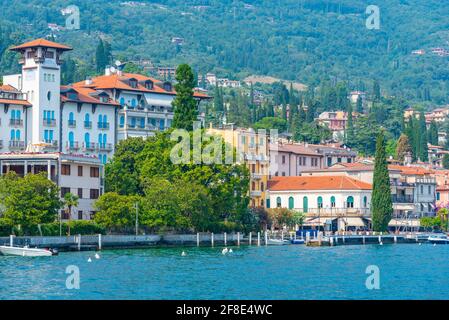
{"left": 304, "top": 217, "right": 335, "bottom": 226}
{"left": 388, "top": 219, "right": 420, "bottom": 227}
{"left": 340, "top": 217, "right": 366, "bottom": 227}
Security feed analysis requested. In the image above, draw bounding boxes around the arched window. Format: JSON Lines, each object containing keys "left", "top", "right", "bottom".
{"left": 69, "top": 112, "right": 74, "bottom": 121}
{"left": 84, "top": 132, "right": 90, "bottom": 147}
{"left": 276, "top": 197, "right": 282, "bottom": 208}
{"left": 15, "top": 130, "right": 20, "bottom": 140}
{"left": 98, "top": 114, "right": 102, "bottom": 124}
{"left": 84, "top": 113, "right": 90, "bottom": 122}
{"left": 11, "top": 110, "right": 16, "bottom": 119}
{"left": 288, "top": 196, "right": 294, "bottom": 209}
{"left": 98, "top": 133, "right": 103, "bottom": 145}
{"left": 10, "top": 129, "right": 15, "bottom": 140}
{"left": 16, "top": 110, "right": 21, "bottom": 119}
{"left": 120, "top": 97, "right": 125, "bottom": 106}
{"left": 119, "top": 116, "right": 125, "bottom": 128}
{"left": 317, "top": 196, "right": 323, "bottom": 209}
{"left": 303, "top": 196, "right": 308, "bottom": 213}
{"left": 103, "top": 115, "right": 107, "bottom": 123}
{"left": 103, "top": 134, "right": 107, "bottom": 145}
{"left": 330, "top": 196, "right": 336, "bottom": 208}
{"left": 347, "top": 196, "right": 354, "bottom": 208}
{"left": 266, "top": 199, "right": 271, "bottom": 209}
{"left": 68, "top": 132, "right": 74, "bottom": 148}
{"left": 363, "top": 196, "right": 368, "bottom": 208}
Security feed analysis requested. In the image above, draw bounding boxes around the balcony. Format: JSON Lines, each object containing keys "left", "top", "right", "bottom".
{"left": 84, "top": 121, "right": 92, "bottom": 129}
{"left": 98, "top": 122, "right": 110, "bottom": 130}
{"left": 98, "top": 143, "right": 113, "bottom": 152}
{"left": 251, "top": 173, "right": 264, "bottom": 180}
{"left": 304, "top": 208, "right": 370, "bottom": 217}
{"left": 391, "top": 195, "right": 414, "bottom": 203}
{"left": 43, "top": 119, "right": 57, "bottom": 127}
{"left": 44, "top": 140, "right": 58, "bottom": 149}
{"left": 250, "top": 190, "right": 262, "bottom": 197}
{"left": 9, "top": 140, "right": 25, "bottom": 150}
{"left": 9, "top": 119, "right": 23, "bottom": 127}
{"left": 66, "top": 141, "right": 79, "bottom": 151}
{"left": 68, "top": 120, "right": 76, "bottom": 128}
{"left": 82, "top": 142, "right": 97, "bottom": 151}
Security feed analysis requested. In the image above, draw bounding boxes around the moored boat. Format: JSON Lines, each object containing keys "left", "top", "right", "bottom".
{"left": 428, "top": 234, "right": 449, "bottom": 244}
{"left": 266, "top": 239, "right": 290, "bottom": 245}
{"left": 0, "top": 245, "right": 57, "bottom": 257}
{"left": 291, "top": 239, "right": 305, "bottom": 245}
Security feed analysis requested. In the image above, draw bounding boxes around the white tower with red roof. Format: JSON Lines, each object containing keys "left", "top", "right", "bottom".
{"left": 10, "top": 38, "right": 72, "bottom": 148}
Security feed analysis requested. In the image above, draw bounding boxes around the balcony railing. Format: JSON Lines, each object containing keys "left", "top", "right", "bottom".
{"left": 250, "top": 190, "right": 263, "bottom": 197}
{"left": 66, "top": 141, "right": 79, "bottom": 151}
{"left": 68, "top": 120, "right": 76, "bottom": 127}
{"left": 251, "top": 173, "right": 264, "bottom": 180}
{"left": 98, "top": 122, "right": 110, "bottom": 130}
{"left": 44, "top": 140, "right": 58, "bottom": 149}
{"left": 82, "top": 142, "right": 97, "bottom": 151}
{"left": 98, "top": 143, "right": 113, "bottom": 151}
{"left": 84, "top": 121, "right": 92, "bottom": 129}
{"left": 391, "top": 195, "right": 414, "bottom": 203}
{"left": 303, "top": 208, "right": 371, "bottom": 217}
{"left": 9, "top": 119, "right": 23, "bottom": 126}
{"left": 43, "top": 119, "right": 56, "bottom": 127}
{"left": 9, "top": 140, "right": 25, "bottom": 150}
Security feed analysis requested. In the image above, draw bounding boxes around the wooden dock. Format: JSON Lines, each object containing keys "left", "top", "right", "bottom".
{"left": 306, "top": 233, "right": 429, "bottom": 246}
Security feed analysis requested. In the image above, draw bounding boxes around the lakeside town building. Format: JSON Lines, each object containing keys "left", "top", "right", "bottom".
{"left": 266, "top": 175, "right": 372, "bottom": 231}
{"left": 0, "top": 38, "right": 210, "bottom": 219}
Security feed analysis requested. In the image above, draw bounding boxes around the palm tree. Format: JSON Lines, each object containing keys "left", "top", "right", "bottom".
{"left": 63, "top": 192, "right": 79, "bottom": 236}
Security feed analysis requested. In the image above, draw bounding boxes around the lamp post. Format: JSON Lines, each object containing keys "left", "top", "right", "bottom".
{"left": 134, "top": 202, "right": 139, "bottom": 236}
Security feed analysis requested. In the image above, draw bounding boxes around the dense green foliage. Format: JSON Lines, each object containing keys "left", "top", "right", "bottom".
{"left": 371, "top": 130, "right": 393, "bottom": 232}
{"left": 172, "top": 64, "right": 198, "bottom": 131}
{"left": 103, "top": 132, "right": 251, "bottom": 232}
{"left": 0, "top": 0, "right": 447, "bottom": 104}
{"left": 0, "top": 173, "right": 62, "bottom": 234}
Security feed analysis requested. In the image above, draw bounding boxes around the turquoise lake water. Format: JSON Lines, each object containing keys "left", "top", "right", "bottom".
{"left": 0, "top": 244, "right": 448, "bottom": 300}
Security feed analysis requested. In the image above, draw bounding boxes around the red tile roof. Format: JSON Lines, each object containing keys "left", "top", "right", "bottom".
{"left": 0, "top": 98, "right": 32, "bottom": 106}
{"left": 268, "top": 176, "right": 372, "bottom": 191}
{"left": 0, "top": 84, "right": 19, "bottom": 92}
{"left": 10, "top": 38, "right": 72, "bottom": 51}
{"left": 60, "top": 86, "right": 120, "bottom": 107}
{"left": 72, "top": 72, "right": 210, "bottom": 99}
{"left": 388, "top": 165, "right": 434, "bottom": 176}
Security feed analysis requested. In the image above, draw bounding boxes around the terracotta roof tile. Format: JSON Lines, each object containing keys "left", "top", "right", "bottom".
{"left": 0, "top": 98, "right": 31, "bottom": 106}
{"left": 268, "top": 176, "right": 372, "bottom": 191}
{"left": 10, "top": 38, "right": 72, "bottom": 51}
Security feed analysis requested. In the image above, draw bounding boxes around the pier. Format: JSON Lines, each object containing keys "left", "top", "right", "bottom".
{"left": 305, "top": 232, "right": 430, "bottom": 246}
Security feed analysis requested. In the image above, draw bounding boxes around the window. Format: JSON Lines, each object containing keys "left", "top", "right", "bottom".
{"left": 90, "top": 189, "right": 100, "bottom": 200}
{"left": 61, "top": 187, "right": 70, "bottom": 197}
{"left": 45, "top": 51, "right": 54, "bottom": 59}
{"left": 327, "top": 157, "right": 332, "bottom": 167}
{"left": 120, "top": 97, "right": 125, "bottom": 106}
{"left": 78, "top": 211, "right": 83, "bottom": 220}
{"left": 78, "top": 166, "right": 83, "bottom": 177}
{"left": 266, "top": 199, "right": 270, "bottom": 209}
{"left": 282, "top": 155, "right": 286, "bottom": 164}
{"left": 330, "top": 196, "right": 336, "bottom": 208}
{"left": 47, "top": 91, "right": 51, "bottom": 101}
{"left": 348, "top": 158, "right": 352, "bottom": 163}
{"left": 363, "top": 196, "right": 368, "bottom": 208}
{"left": 288, "top": 196, "right": 294, "bottom": 209}
{"left": 437, "top": 192, "right": 441, "bottom": 201}
{"left": 346, "top": 196, "right": 354, "bottom": 208}
{"left": 90, "top": 167, "right": 100, "bottom": 178}
{"left": 61, "top": 164, "right": 71, "bottom": 176}
{"left": 420, "top": 185, "right": 424, "bottom": 194}
{"left": 428, "top": 186, "right": 431, "bottom": 194}
{"left": 77, "top": 188, "right": 83, "bottom": 198}
{"left": 276, "top": 197, "right": 282, "bottom": 208}
{"left": 303, "top": 197, "right": 308, "bottom": 213}
{"left": 119, "top": 116, "right": 125, "bottom": 128}
{"left": 337, "top": 157, "right": 342, "bottom": 163}
{"left": 317, "top": 196, "right": 323, "bottom": 209}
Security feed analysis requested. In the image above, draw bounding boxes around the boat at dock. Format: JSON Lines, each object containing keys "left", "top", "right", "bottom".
{"left": 291, "top": 239, "right": 305, "bottom": 244}
{"left": 0, "top": 245, "right": 57, "bottom": 257}
{"left": 428, "top": 234, "right": 449, "bottom": 244}
{"left": 266, "top": 239, "right": 290, "bottom": 245}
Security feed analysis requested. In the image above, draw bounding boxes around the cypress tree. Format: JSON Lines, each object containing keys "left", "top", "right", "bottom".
{"left": 346, "top": 103, "right": 354, "bottom": 144}
{"left": 418, "top": 111, "right": 428, "bottom": 162}
{"left": 356, "top": 95, "right": 363, "bottom": 113}
{"left": 371, "top": 130, "right": 393, "bottom": 232}
{"left": 172, "top": 64, "right": 198, "bottom": 131}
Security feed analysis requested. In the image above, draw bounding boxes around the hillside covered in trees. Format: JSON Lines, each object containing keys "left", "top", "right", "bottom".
{"left": 0, "top": 0, "right": 448, "bottom": 104}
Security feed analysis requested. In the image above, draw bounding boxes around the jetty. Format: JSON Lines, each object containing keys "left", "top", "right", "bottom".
{"left": 305, "top": 232, "right": 431, "bottom": 246}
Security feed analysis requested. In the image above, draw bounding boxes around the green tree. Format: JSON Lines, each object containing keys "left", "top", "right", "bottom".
{"left": 443, "top": 154, "right": 449, "bottom": 169}
{"left": 1, "top": 173, "right": 62, "bottom": 233}
{"left": 345, "top": 103, "right": 354, "bottom": 144}
{"left": 371, "top": 130, "right": 393, "bottom": 232}
{"left": 395, "top": 134, "right": 411, "bottom": 163}
{"left": 94, "top": 192, "right": 142, "bottom": 233}
{"left": 428, "top": 121, "right": 439, "bottom": 146}
{"left": 356, "top": 95, "right": 363, "bottom": 113}
{"left": 253, "top": 117, "right": 287, "bottom": 132}
{"left": 172, "top": 64, "right": 198, "bottom": 131}
{"left": 63, "top": 192, "right": 79, "bottom": 236}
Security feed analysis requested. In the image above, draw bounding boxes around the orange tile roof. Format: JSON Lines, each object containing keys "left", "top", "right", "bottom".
{"left": 60, "top": 86, "right": 120, "bottom": 107}
{"left": 268, "top": 176, "right": 372, "bottom": 191}
{"left": 0, "top": 98, "right": 31, "bottom": 106}
{"left": 0, "top": 84, "right": 19, "bottom": 92}
{"left": 72, "top": 72, "right": 210, "bottom": 99}
{"left": 388, "top": 165, "right": 433, "bottom": 176}
{"left": 10, "top": 38, "right": 72, "bottom": 51}
{"left": 275, "top": 143, "right": 323, "bottom": 156}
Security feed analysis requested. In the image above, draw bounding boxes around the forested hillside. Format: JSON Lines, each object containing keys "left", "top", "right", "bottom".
{"left": 0, "top": 0, "right": 448, "bottom": 104}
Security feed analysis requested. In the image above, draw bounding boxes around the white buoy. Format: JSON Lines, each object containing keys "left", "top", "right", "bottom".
{"left": 379, "top": 242, "right": 383, "bottom": 246}
{"left": 222, "top": 248, "right": 228, "bottom": 255}
{"left": 181, "top": 251, "right": 187, "bottom": 256}
{"left": 95, "top": 253, "right": 100, "bottom": 259}
{"left": 87, "top": 257, "right": 92, "bottom": 262}
{"left": 229, "top": 248, "right": 233, "bottom": 253}
{"left": 418, "top": 243, "right": 422, "bottom": 246}
{"left": 434, "top": 243, "right": 436, "bottom": 246}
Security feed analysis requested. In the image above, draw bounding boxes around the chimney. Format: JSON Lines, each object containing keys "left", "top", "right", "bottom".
{"left": 105, "top": 67, "right": 111, "bottom": 76}
{"left": 85, "top": 77, "right": 92, "bottom": 85}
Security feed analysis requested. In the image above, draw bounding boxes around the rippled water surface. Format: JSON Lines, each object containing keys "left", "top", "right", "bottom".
{"left": 0, "top": 244, "right": 448, "bottom": 300}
